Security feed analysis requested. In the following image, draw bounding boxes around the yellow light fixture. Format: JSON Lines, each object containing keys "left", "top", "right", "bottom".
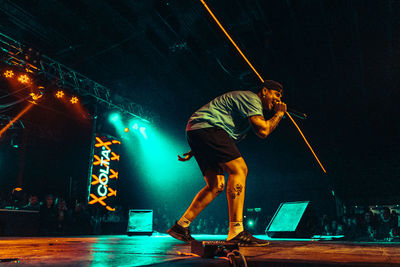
{"left": 70, "top": 96, "right": 79, "bottom": 104}
{"left": 56, "top": 90, "right": 64, "bottom": 98}
{"left": 17, "top": 74, "right": 30, "bottom": 84}
{"left": 3, "top": 70, "right": 14, "bottom": 78}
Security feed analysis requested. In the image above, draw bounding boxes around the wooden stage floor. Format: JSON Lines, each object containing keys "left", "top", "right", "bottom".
{"left": 0, "top": 234, "right": 400, "bottom": 266}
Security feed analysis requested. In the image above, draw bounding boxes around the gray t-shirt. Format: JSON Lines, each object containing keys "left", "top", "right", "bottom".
{"left": 186, "top": 90, "right": 263, "bottom": 140}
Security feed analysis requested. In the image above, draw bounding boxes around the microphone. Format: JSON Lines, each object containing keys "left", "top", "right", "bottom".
{"left": 273, "top": 100, "right": 308, "bottom": 120}
{"left": 287, "top": 107, "right": 307, "bottom": 120}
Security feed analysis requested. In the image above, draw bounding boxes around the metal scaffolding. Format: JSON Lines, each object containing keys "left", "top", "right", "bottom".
{"left": 0, "top": 32, "right": 154, "bottom": 122}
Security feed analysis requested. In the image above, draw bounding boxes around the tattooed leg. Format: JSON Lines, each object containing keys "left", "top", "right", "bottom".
{"left": 222, "top": 157, "right": 247, "bottom": 223}
{"left": 181, "top": 170, "right": 225, "bottom": 222}
{"left": 216, "top": 182, "right": 225, "bottom": 194}
{"left": 228, "top": 183, "right": 243, "bottom": 199}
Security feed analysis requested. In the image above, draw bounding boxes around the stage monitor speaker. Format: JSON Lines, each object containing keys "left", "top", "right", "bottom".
{"left": 265, "top": 201, "right": 316, "bottom": 238}
{"left": 126, "top": 209, "right": 153, "bottom": 236}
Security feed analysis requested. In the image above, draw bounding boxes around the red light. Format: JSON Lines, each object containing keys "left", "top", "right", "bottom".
{"left": 0, "top": 103, "right": 34, "bottom": 137}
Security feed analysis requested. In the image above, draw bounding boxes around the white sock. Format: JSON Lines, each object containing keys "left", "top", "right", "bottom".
{"left": 227, "top": 221, "right": 244, "bottom": 240}
{"left": 177, "top": 216, "right": 191, "bottom": 228}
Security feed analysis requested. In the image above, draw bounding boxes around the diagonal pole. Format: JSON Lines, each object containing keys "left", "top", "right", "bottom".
{"left": 199, "top": 0, "right": 264, "bottom": 83}
{"left": 200, "top": 0, "right": 327, "bottom": 173}
{"left": 286, "top": 113, "right": 327, "bottom": 173}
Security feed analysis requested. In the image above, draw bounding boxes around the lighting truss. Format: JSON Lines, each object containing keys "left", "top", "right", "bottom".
{"left": 0, "top": 114, "right": 24, "bottom": 130}
{"left": 0, "top": 32, "right": 155, "bottom": 123}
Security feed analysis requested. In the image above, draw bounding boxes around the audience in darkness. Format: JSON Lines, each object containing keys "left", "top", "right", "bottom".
{"left": 22, "top": 195, "right": 40, "bottom": 211}
{"left": 319, "top": 207, "right": 399, "bottom": 241}
{"left": 0, "top": 190, "right": 399, "bottom": 240}
{"left": 39, "top": 194, "right": 60, "bottom": 235}
{"left": 64, "top": 200, "right": 91, "bottom": 235}
{"left": 376, "top": 207, "right": 397, "bottom": 240}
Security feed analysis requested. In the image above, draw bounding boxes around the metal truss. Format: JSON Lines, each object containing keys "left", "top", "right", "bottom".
{"left": 0, "top": 32, "right": 154, "bottom": 122}
{"left": 0, "top": 114, "right": 24, "bottom": 130}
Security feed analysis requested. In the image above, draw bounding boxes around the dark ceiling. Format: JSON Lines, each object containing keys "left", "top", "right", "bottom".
{"left": 1, "top": 0, "right": 400, "bottom": 202}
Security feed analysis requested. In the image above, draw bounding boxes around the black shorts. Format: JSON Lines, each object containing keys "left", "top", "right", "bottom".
{"left": 187, "top": 127, "right": 241, "bottom": 175}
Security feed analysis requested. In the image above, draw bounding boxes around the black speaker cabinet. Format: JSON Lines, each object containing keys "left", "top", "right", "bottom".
{"left": 265, "top": 201, "right": 316, "bottom": 238}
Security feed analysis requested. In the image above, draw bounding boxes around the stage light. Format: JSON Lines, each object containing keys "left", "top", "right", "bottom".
{"left": 109, "top": 113, "right": 120, "bottom": 123}
{"left": 0, "top": 103, "right": 34, "bottom": 137}
{"left": 18, "top": 74, "right": 30, "bottom": 84}
{"left": 139, "top": 127, "right": 147, "bottom": 139}
{"left": 30, "top": 92, "right": 43, "bottom": 101}
{"left": 108, "top": 113, "right": 126, "bottom": 137}
{"left": 70, "top": 96, "right": 79, "bottom": 104}
{"left": 126, "top": 123, "right": 200, "bottom": 202}
{"left": 56, "top": 90, "right": 64, "bottom": 98}
{"left": 132, "top": 123, "right": 138, "bottom": 130}
{"left": 124, "top": 127, "right": 130, "bottom": 133}
{"left": 3, "top": 70, "right": 14, "bottom": 78}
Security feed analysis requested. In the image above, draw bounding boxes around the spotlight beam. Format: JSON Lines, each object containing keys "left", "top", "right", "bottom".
{"left": 0, "top": 102, "right": 34, "bottom": 137}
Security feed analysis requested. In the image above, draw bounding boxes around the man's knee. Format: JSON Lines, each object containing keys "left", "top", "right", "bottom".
{"left": 240, "top": 163, "right": 248, "bottom": 176}
{"left": 205, "top": 175, "right": 225, "bottom": 195}
{"left": 223, "top": 158, "right": 248, "bottom": 176}
{"left": 215, "top": 178, "right": 225, "bottom": 194}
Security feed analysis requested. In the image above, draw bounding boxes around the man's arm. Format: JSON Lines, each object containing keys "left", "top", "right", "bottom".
{"left": 249, "top": 102, "right": 286, "bottom": 139}
{"left": 177, "top": 150, "right": 193, "bottom": 161}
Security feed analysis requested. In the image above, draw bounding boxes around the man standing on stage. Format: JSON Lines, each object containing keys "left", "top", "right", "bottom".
{"left": 167, "top": 80, "right": 287, "bottom": 246}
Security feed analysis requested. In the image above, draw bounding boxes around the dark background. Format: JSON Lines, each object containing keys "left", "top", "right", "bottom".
{"left": 1, "top": 0, "right": 399, "bottom": 219}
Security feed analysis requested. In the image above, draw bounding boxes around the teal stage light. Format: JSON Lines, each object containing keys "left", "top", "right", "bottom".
{"left": 108, "top": 112, "right": 126, "bottom": 136}
{"left": 119, "top": 121, "right": 201, "bottom": 210}
{"left": 139, "top": 127, "right": 147, "bottom": 139}
{"left": 109, "top": 113, "right": 120, "bottom": 123}
{"left": 123, "top": 124, "right": 198, "bottom": 193}
{"left": 247, "top": 219, "right": 254, "bottom": 229}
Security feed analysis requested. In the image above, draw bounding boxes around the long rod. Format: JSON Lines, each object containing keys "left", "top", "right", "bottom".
{"left": 199, "top": 0, "right": 264, "bottom": 83}
{"left": 286, "top": 113, "right": 327, "bottom": 173}
{"left": 200, "top": 0, "right": 327, "bottom": 173}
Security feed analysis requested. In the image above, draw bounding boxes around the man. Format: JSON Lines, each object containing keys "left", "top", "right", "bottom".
{"left": 22, "top": 194, "right": 40, "bottom": 211}
{"left": 167, "top": 80, "right": 287, "bottom": 246}
{"left": 39, "top": 194, "right": 59, "bottom": 235}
